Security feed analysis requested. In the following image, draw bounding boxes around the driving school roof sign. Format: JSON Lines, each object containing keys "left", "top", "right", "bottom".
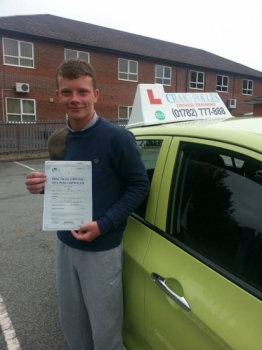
{"left": 126, "top": 84, "right": 232, "bottom": 128}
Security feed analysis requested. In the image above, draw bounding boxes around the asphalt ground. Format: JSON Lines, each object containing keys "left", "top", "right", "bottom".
{"left": 0, "top": 158, "right": 68, "bottom": 350}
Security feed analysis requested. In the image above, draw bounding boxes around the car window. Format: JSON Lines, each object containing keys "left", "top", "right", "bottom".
{"left": 168, "top": 143, "right": 262, "bottom": 297}
{"left": 134, "top": 139, "right": 163, "bottom": 218}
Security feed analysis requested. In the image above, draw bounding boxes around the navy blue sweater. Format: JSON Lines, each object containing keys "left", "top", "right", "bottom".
{"left": 56, "top": 117, "right": 149, "bottom": 251}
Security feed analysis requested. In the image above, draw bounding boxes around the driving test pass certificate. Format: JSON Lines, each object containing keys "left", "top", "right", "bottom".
{"left": 42, "top": 161, "right": 92, "bottom": 231}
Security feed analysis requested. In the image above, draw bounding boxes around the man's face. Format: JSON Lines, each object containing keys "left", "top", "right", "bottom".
{"left": 56, "top": 75, "right": 99, "bottom": 131}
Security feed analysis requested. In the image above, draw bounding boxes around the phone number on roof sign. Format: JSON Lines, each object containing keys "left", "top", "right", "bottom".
{"left": 172, "top": 107, "right": 227, "bottom": 118}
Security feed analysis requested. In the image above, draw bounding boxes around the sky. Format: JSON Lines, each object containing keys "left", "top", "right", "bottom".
{"left": 1, "top": 0, "right": 262, "bottom": 72}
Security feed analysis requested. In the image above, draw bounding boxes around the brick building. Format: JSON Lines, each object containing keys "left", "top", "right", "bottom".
{"left": 244, "top": 96, "right": 262, "bottom": 116}
{"left": 1, "top": 14, "right": 262, "bottom": 123}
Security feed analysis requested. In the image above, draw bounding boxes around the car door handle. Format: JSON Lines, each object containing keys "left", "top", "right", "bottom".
{"left": 151, "top": 273, "right": 191, "bottom": 312}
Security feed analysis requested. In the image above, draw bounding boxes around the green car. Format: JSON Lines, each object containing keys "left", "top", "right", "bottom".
{"left": 123, "top": 85, "right": 262, "bottom": 350}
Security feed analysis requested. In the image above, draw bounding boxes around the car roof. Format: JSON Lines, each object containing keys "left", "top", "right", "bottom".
{"left": 130, "top": 117, "right": 262, "bottom": 154}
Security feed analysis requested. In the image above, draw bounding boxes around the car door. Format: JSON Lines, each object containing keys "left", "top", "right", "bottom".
{"left": 123, "top": 136, "right": 172, "bottom": 350}
{"left": 143, "top": 137, "right": 262, "bottom": 350}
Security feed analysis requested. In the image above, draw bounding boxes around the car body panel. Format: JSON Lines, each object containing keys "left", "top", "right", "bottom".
{"left": 143, "top": 230, "right": 262, "bottom": 350}
{"left": 123, "top": 217, "right": 151, "bottom": 350}
{"left": 123, "top": 116, "right": 262, "bottom": 350}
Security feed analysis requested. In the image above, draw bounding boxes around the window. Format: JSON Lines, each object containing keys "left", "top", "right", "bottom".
{"left": 242, "top": 79, "right": 253, "bottom": 95}
{"left": 216, "top": 75, "right": 228, "bottom": 92}
{"left": 155, "top": 65, "right": 171, "bottom": 85}
{"left": 169, "top": 143, "right": 262, "bottom": 296}
{"left": 64, "top": 49, "right": 89, "bottom": 62}
{"left": 190, "top": 71, "right": 204, "bottom": 89}
{"left": 134, "top": 140, "right": 163, "bottom": 218}
{"left": 6, "top": 98, "right": 36, "bottom": 122}
{"left": 118, "top": 106, "right": 132, "bottom": 126}
{"left": 3, "top": 38, "right": 34, "bottom": 68}
{"left": 118, "top": 58, "right": 138, "bottom": 81}
{"left": 190, "top": 71, "right": 204, "bottom": 90}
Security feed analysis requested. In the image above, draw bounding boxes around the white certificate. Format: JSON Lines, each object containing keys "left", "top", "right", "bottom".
{"left": 42, "top": 161, "right": 92, "bottom": 231}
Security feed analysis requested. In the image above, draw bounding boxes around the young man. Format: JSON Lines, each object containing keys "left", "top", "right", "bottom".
{"left": 25, "top": 58, "right": 149, "bottom": 350}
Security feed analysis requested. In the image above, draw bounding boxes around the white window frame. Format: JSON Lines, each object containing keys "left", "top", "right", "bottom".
{"left": 155, "top": 65, "right": 171, "bottom": 85}
{"left": 118, "top": 105, "right": 132, "bottom": 125}
{"left": 64, "top": 49, "right": 90, "bottom": 62}
{"left": 216, "top": 75, "right": 229, "bottom": 92}
{"left": 5, "top": 98, "right": 36, "bottom": 123}
{"left": 190, "top": 71, "right": 204, "bottom": 90}
{"left": 2, "top": 38, "right": 34, "bottom": 68}
{"left": 118, "top": 58, "right": 138, "bottom": 82}
{"left": 242, "top": 79, "right": 253, "bottom": 95}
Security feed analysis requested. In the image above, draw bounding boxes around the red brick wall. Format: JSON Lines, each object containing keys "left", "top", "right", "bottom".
{"left": 1, "top": 33, "right": 262, "bottom": 121}
{"left": 0, "top": 35, "right": 64, "bottom": 121}
{"left": 254, "top": 104, "right": 262, "bottom": 116}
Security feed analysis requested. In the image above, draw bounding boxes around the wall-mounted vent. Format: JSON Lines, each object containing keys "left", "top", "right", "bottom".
{"left": 15, "top": 83, "right": 30, "bottom": 93}
{"left": 228, "top": 99, "right": 236, "bottom": 109}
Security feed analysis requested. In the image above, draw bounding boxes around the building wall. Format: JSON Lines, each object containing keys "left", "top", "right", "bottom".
{"left": 254, "top": 104, "right": 262, "bottom": 116}
{"left": 1, "top": 33, "right": 262, "bottom": 122}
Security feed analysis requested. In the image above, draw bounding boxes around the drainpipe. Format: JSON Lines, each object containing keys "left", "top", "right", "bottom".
{"left": 184, "top": 69, "right": 188, "bottom": 92}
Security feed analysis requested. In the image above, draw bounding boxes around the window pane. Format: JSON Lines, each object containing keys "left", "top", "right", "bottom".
{"left": 3, "top": 38, "right": 18, "bottom": 56}
{"left": 137, "top": 140, "right": 163, "bottom": 169}
{"left": 22, "top": 100, "right": 35, "bottom": 113}
{"left": 155, "top": 78, "right": 162, "bottom": 84}
{"left": 20, "top": 58, "right": 33, "bottom": 67}
{"left": 4, "top": 56, "right": 19, "bottom": 65}
{"left": 191, "top": 72, "right": 197, "bottom": 81}
{"left": 119, "top": 72, "right": 128, "bottom": 80}
{"left": 119, "top": 59, "right": 128, "bottom": 72}
{"left": 198, "top": 73, "right": 204, "bottom": 82}
{"left": 78, "top": 52, "right": 89, "bottom": 61}
{"left": 163, "top": 79, "right": 170, "bottom": 85}
{"left": 171, "top": 144, "right": 262, "bottom": 294}
{"left": 164, "top": 67, "right": 171, "bottom": 78}
{"left": 129, "top": 61, "right": 137, "bottom": 73}
{"left": 7, "top": 99, "right": 21, "bottom": 113}
{"left": 20, "top": 42, "right": 33, "bottom": 58}
{"left": 23, "top": 115, "right": 36, "bottom": 122}
{"left": 134, "top": 140, "right": 163, "bottom": 218}
{"left": 128, "top": 74, "right": 137, "bottom": 81}
{"left": 156, "top": 65, "right": 163, "bottom": 77}
{"left": 65, "top": 49, "right": 77, "bottom": 59}
{"left": 8, "top": 115, "right": 21, "bottom": 122}
{"left": 119, "top": 106, "right": 128, "bottom": 119}
{"left": 217, "top": 75, "right": 222, "bottom": 85}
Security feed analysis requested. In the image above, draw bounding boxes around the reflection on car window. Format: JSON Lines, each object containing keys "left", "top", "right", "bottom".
{"left": 134, "top": 140, "right": 163, "bottom": 218}
{"left": 170, "top": 144, "right": 262, "bottom": 296}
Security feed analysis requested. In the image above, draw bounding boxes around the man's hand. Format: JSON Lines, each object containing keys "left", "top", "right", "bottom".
{"left": 71, "top": 221, "right": 101, "bottom": 242}
{"left": 25, "top": 172, "right": 46, "bottom": 194}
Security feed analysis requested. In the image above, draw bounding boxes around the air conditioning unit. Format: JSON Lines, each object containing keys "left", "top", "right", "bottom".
{"left": 228, "top": 98, "right": 237, "bottom": 109}
{"left": 15, "top": 83, "right": 30, "bottom": 93}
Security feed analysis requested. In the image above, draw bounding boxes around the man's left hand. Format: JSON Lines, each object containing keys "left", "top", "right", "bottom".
{"left": 71, "top": 221, "right": 101, "bottom": 242}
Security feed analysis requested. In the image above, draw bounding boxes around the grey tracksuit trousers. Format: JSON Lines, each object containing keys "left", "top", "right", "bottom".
{"left": 55, "top": 238, "right": 123, "bottom": 350}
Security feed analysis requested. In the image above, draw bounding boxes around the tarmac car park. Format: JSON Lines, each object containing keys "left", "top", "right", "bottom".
{"left": 122, "top": 84, "right": 262, "bottom": 350}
